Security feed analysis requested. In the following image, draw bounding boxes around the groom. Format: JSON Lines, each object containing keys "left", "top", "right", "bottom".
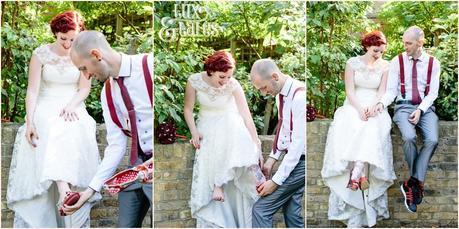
{"left": 249, "top": 59, "right": 305, "bottom": 228}
{"left": 375, "top": 26, "right": 440, "bottom": 213}
{"left": 62, "top": 31, "right": 153, "bottom": 227}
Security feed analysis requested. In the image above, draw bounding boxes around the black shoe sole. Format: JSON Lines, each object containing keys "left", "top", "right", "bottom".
{"left": 400, "top": 184, "right": 416, "bottom": 213}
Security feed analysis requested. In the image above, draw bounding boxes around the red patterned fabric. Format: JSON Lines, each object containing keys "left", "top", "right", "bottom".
{"left": 103, "top": 163, "right": 153, "bottom": 195}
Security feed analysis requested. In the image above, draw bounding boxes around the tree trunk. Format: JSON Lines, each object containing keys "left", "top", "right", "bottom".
{"left": 116, "top": 14, "right": 123, "bottom": 37}
{"left": 262, "top": 97, "right": 274, "bottom": 135}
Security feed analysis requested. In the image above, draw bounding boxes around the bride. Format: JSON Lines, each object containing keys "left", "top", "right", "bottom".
{"left": 6, "top": 10, "right": 100, "bottom": 227}
{"left": 184, "top": 50, "right": 264, "bottom": 227}
{"left": 321, "top": 31, "right": 396, "bottom": 227}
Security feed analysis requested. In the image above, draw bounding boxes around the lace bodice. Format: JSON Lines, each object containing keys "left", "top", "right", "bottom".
{"left": 188, "top": 72, "right": 239, "bottom": 115}
{"left": 346, "top": 56, "right": 389, "bottom": 106}
{"left": 347, "top": 56, "right": 389, "bottom": 90}
{"left": 33, "top": 44, "right": 80, "bottom": 98}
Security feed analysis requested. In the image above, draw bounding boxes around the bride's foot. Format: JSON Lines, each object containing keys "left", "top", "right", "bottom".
{"left": 347, "top": 178, "right": 360, "bottom": 191}
{"left": 212, "top": 186, "right": 224, "bottom": 202}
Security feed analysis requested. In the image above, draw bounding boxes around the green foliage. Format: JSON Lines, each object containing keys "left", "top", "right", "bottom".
{"left": 307, "top": 1, "right": 457, "bottom": 121}
{"left": 1, "top": 24, "right": 41, "bottom": 122}
{"left": 154, "top": 1, "right": 305, "bottom": 136}
{"left": 307, "top": 1, "right": 376, "bottom": 117}
{"left": 378, "top": 1, "right": 458, "bottom": 121}
{"left": 1, "top": 1, "right": 152, "bottom": 123}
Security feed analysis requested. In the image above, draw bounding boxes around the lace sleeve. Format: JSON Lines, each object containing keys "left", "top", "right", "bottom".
{"left": 32, "top": 44, "right": 49, "bottom": 65}
{"left": 227, "top": 78, "right": 239, "bottom": 93}
{"left": 346, "top": 57, "right": 360, "bottom": 71}
{"left": 188, "top": 73, "right": 203, "bottom": 90}
{"left": 381, "top": 60, "right": 390, "bottom": 73}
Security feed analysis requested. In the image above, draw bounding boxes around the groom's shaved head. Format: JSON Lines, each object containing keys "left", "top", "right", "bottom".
{"left": 71, "top": 30, "right": 112, "bottom": 58}
{"left": 250, "top": 59, "right": 280, "bottom": 81}
{"left": 250, "top": 58, "right": 285, "bottom": 96}
{"left": 404, "top": 26, "right": 425, "bottom": 42}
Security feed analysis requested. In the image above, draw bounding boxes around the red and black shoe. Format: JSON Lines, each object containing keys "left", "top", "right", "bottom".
{"left": 414, "top": 182, "right": 424, "bottom": 205}
{"left": 400, "top": 181, "right": 417, "bottom": 213}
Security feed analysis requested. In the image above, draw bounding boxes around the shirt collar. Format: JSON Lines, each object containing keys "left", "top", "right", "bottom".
{"left": 408, "top": 50, "right": 428, "bottom": 62}
{"left": 117, "top": 53, "right": 131, "bottom": 78}
{"left": 280, "top": 77, "right": 293, "bottom": 97}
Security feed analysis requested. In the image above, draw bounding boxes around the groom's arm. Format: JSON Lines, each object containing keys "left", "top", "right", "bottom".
{"left": 88, "top": 86, "right": 128, "bottom": 192}
{"left": 379, "top": 57, "right": 400, "bottom": 108}
{"left": 271, "top": 91, "right": 306, "bottom": 186}
{"left": 417, "top": 59, "right": 440, "bottom": 112}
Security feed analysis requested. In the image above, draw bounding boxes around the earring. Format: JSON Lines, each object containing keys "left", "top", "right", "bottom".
{"left": 98, "top": 59, "right": 101, "bottom": 62}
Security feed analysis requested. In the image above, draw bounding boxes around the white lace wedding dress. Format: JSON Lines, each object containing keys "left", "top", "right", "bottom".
{"left": 188, "top": 72, "right": 260, "bottom": 227}
{"left": 6, "top": 44, "right": 101, "bottom": 228}
{"left": 321, "top": 57, "right": 396, "bottom": 227}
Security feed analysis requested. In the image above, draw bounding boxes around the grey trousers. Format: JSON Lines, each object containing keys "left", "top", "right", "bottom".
{"left": 393, "top": 104, "right": 439, "bottom": 182}
{"left": 118, "top": 182, "right": 152, "bottom": 227}
{"left": 252, "top": 159, "right": 305, "bottom": 228}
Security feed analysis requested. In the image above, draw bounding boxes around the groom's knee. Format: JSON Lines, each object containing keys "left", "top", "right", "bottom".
{"left": 401, "top": 132, "right": 417, "bottom": 144}
{"left": 252, "top": 200, "right": 270, "bottom": 219}
{"left": 423, "top": 138, "right": 438, "bottom": 148}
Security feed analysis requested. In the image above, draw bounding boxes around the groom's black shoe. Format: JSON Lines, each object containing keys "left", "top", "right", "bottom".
{"left": 401, "top": 181, "right": 417, "bottom": 213}
{"left": 414, "top": 181, "right": 424, "bottom": 205}
{"left": 408, "top": 176, "right": 424, "bottom": 205}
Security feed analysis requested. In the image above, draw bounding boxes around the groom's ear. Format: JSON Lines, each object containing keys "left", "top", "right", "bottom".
{"left": 89, "top": 49, "right": 102, "bottom": 61}
{"left": 271, "top": 72, "right": 279, "bottom": 81}
{"left": 417, "top": 39, "right": 424, "bottom": 47}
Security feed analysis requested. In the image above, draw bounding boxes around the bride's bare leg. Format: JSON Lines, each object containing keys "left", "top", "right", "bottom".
{"left": 56, "top": 181, "right": 71, "bottom": 204}
{"left": 212, "top": 185, "right": 224, "bottom": 202}
{"left": 351, "top": 161, "right": 364, "bottom": 180}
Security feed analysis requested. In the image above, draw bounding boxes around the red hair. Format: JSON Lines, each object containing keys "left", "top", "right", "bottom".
{"left": 361, "top": 30, "right": 387, "bottom": 51}
{"left": 204, "top": 50, "right": 235, "bottom": 76}
{"left": 50, "top": 10, "right": 85, "bottom": 35}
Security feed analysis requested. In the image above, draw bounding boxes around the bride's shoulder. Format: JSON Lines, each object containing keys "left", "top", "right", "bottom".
{"left": 32, "top": 44, "right": 52, "bottom": 64}
{"left": 188, "top": 72, "right": 202, "bottom": 81}
{"left": 227, "top": 77, "right": 240, "bottom": 91}
{"left": 346, "top": 56, "right": 362, "bottom": 69}
{"left": 188, "top": 72, "right": 205, "bottom": 90}
{"left": 32, "top": 44, "right": 50, "bottom": 55}
{"left": 380, "top": 59, "right": 390, "bottom": 71}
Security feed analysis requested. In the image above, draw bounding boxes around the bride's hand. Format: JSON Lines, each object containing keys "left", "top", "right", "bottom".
{"left": 25, "top": 123, "right": 39, "bottom": 147}
{"left": 60, "top": 104, "right": 79, "bottom": 122}
{"left": 190, "top": 131, "right": 203, "bottom": 149}
{"left": 258, "top": 153, "right": 265, "bottom": 171}
{"left": 359, "top": 108, "right": 369, "bottom": 121}
{"left": 366, "top": 106, "right": 376, "bottom": 118}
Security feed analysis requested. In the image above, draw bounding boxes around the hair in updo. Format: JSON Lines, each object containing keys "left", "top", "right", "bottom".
{"left": 203, "top": 50, "right": 236, "bottom": 76}
{"left": 50, "top": 10, "right": 85, "bottom": 36}
{"left": 361, "top": 30, "right": 387, "bottom": 51}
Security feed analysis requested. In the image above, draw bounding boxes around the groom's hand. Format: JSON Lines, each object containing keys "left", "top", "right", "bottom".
{"left": 409, "top": 109, "right": 421, "bottom": 125}
{"left": 374, "top": 102, "right": 384, "bottom": 114}
{"left": 257, "top": 180, "right": 278, "bottom": 197}
{"left": 62, "top": 188, "right": 95, "bottom": 215}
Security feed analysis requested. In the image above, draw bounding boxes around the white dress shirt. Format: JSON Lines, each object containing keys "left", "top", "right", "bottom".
{"left": 380, "top": 51, "right": 441, "bottom": 112}
{"left": 269, "top": 77, "right": 306, "bottom": 186}
{"left": 89, "top": 53, "right": 153, "bottom": 192}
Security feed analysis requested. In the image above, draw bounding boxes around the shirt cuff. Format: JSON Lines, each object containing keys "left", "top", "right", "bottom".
{"left": 269, "top": 150, "right": 281, "bottom": 160}
{"left": 271, "top": 173, "right": 284, "bottom": 186}
{"left": 89, "top": 180, "right": 103, "bottom": 193}
{"left": 417, "top": 103, "right": 428, "bottom": 113}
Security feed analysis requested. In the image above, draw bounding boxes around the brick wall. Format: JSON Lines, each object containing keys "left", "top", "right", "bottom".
{"left": 154, "top": 135, "right": 305, "bottom": 227}
{"left": 1, "top": 123, "right": 152, "bottom": 228}
{"left": 307, "top": 120, "right": 458, "bottom": 227}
